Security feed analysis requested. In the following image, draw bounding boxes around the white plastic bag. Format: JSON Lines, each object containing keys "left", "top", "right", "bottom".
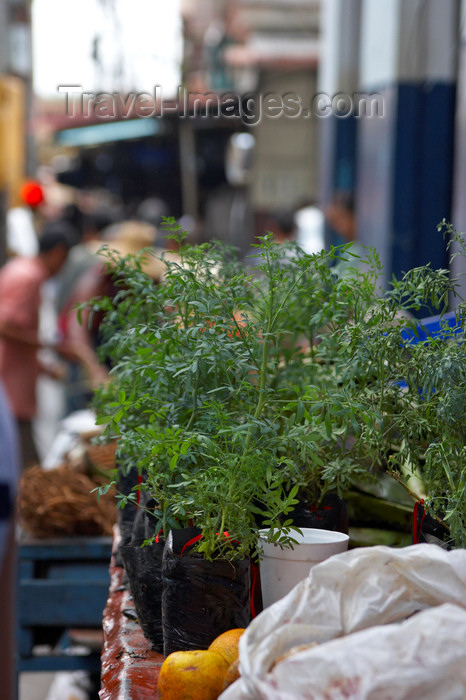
{"left": 254, "top": 604, "right": 466, "bottom": 700}
{"left": 221, "top": 544, "right": 466, "bottom": 699}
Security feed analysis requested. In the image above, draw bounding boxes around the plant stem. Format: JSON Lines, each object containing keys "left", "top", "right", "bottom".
{"left": 387, "top": 469, "right": 450, "bottom": 532}
{"left": 186, "top": 379, "right": 198, "bottom": 429}
{"left": 239, "top": 252, "right": 276, "bottom": 468}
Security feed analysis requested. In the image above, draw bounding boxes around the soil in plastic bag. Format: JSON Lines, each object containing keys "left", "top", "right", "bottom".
{"left": 162, "top": 527, "right": 251, "bottom": 657}
{"left": 286, "top": 492, "right": 349, "bottom": 534}
{"left": 119, "top": 536, "right": 165, "bottom": 653}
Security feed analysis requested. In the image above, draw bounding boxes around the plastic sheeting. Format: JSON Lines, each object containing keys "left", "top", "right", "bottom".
{"left": 221, "top": 544, "right": 466, "bottom": 699}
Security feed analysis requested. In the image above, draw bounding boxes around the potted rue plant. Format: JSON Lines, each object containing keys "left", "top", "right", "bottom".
{"left": 341, "top": 223, "right": 466, "bottom": 549}
{"left": 86, "top": 219, "right": 466, "bottom": 651}
{"left": 90, "top": 229, "right": 304, "bottom": 652}
{"left": 88, "top": 222, "right": 388, "bottom": 649}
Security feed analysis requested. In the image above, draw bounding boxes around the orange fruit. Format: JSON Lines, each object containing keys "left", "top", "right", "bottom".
{"left": 222, "top": 657, "right": 241, "bottom": 691}
{"left": 208, "top": 628, "right": 245, "bottom": 668}
{"left": 158, "top": 649, "right": 228, "bottom": 700}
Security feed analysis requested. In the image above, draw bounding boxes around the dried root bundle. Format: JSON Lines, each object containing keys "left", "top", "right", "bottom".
{"left": 17, "top": 465, "right": 117, "bottom": 537}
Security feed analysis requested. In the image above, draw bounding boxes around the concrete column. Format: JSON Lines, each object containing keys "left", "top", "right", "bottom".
{"left": 357, "top": 0, "right": 459, "bottom": 285}
{"left": 319, "top": 0, "right": 362, "bottom": 246}
{"left": 451, "top": 0, "right": 466, "bottom": 301}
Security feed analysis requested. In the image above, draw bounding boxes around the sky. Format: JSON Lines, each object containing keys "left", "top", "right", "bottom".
{"left": 32, "top": 0, "right": 182, "bottom": 98}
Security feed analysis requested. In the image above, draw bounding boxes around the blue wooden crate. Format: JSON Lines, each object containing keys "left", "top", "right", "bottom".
{"left": 16, "top": 536, "right": 113, "bottom": 681}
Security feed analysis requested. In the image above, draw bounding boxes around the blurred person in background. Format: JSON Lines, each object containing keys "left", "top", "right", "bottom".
{"left": 55, "top": 204, "right": 119, "bottom": 317}
{"left": 0, "top": 379, "right": 20, "bottom": 700}
{"left": 325, "top": 191, "right": 357, "bottom": 244}
{"left": 324, "top": 191, "right": 365, "bottom": 278}
{"left": 245, "top": 208, "right": 298, "bottom": 270}
{"left": 0, "top": 221, "right": 80, "bottom": 470}
{"left": 294, "top": 199, "right": 325, "bottom": 255}
{"left": 58, "top": 220, "right": 175, "bottom": 412}
{"left": 135, "top": 196, "right": 169, "bottom": 242}
{"left": 265, "top": 209, "right": 298, "bottom": 245}
{"left": 6, "top": 180, "right": 45, "bottom": 258}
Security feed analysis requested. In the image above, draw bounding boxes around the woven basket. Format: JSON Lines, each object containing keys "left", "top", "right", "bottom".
{"left": 17, "top": 465, "right": 117, "bottom": 538}
{"left": 85, "top": 440, "right": 117, "bottom": 473}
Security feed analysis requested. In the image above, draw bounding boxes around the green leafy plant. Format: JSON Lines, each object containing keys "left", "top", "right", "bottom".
{"left": 341, "top": 222, "right": 466, "bottom": 547}
{"left": 88, "top": 223, "right": 388, "bottom": 560}
{"left": 89, "top": 219, "right": 466, "bottom": 557}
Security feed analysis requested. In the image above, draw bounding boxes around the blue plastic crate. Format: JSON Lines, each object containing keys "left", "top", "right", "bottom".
{"left": 400, "top": 310, "right": 461, "bottom": 344}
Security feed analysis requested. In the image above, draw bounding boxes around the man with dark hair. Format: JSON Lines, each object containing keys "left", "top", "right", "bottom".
{"left": 0, "top": 221, "right": 78, "bottom": 469}
{"left": 55, "top": 205, "right": 118, "bottom": 316}
{"left": 245, "top": 208, "right": 299, "bottom": 271}
{"left": 267, "top": 209, "right": 297, "bottom": 243}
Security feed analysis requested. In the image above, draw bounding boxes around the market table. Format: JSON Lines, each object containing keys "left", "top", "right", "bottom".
{"left": 99, "top": 532, "right": 164, "bottom": 699}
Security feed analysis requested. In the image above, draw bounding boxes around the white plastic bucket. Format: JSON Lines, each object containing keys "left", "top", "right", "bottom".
{"left": 258, "top": 528, "right": 350, "bottom": 608}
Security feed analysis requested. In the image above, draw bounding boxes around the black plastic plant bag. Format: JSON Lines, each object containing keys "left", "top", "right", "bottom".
{"left": 119, "top": 536, "right": 165, "bottom": 653}
{"left": 286, "top": 493, "right": 349, "bottom": 534}
{"left": 162, "top": 527, "right": 251, "bottom": 657}
{"left": 412, "top": 501, "right": 452, "bottom": 549}
{"left": 129, "top": 492, "right": 150, "bottom": 543}
{"left": 117, "top": 466, "right": 140, "bottom": 547}
{"left": 143, "top": 498, "right": 160, "bottom": 540}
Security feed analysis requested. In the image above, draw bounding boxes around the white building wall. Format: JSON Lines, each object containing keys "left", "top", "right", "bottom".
{"left": 251, "top": 70, "right": 318, "bottom": 210}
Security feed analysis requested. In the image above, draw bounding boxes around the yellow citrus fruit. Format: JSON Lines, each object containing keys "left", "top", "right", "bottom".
{"left": 208, "top": 628, "right": 245, "bottom": 668}
{"left": 158, "top": 649, "right": 228, "bottom": 700}
{"left": 222, "top": 657, "right": 241, "bottom": 691}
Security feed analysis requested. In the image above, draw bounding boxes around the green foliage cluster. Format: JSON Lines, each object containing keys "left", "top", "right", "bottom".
{"left": 90, "top": 219, "right": 466, "bottom": 557}
{"left": 342, "top": 222, "right": 466, "bottom": 547}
